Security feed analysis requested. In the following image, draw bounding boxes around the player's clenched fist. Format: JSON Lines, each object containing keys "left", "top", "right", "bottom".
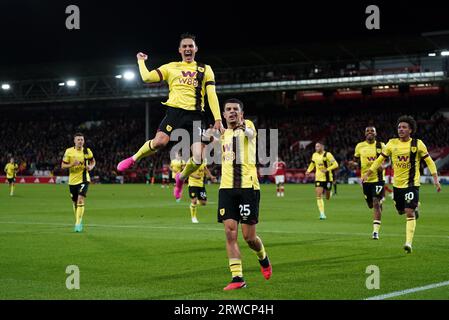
{"left": 136, "top": 52, "right": 148, "bottom": 60}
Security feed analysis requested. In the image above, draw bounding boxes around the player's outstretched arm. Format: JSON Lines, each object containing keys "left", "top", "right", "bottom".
{"left": 205, "top": 166, "right": 217, "bottom": 182}
{"left": 306, "top": 162, "right": 315, "bottom": 175}
{"left": 212, "top": 120, "right": 225, "bottom": 135}
{"left": 423, "top": 155, "right": 441, "bottom": 192}
{"left": 326, "top": 156, "right": 339, "bottom": 171}
{"left": 205, "top": 81, "right": 224, "bottom": 134}
{"left": 363, "top": 154, "right": 385, "bottom": 182}
{"left": 136, "top": 52, "right": 163, "bottom": 83}
{"left": 432, "top": 174, "right": 441, "bottom": 192}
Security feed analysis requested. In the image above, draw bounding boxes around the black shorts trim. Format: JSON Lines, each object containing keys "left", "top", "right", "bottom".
{"left": 69, "top": 182, "right": 89, "bottom": 202}
{"left": 218, "top": 188, "right": 260, "bottom": 225}
{"left": 157, "top": 106, "right": 205, "bottom": 144}
{"left": 188, "top": 186, "right": 207, "bottom": 201}
{"left": 362, "top": 181, "right": 385, "bottom": 208}
{"left": 7, "top": 178, "right": 15, "bottom": 184}
{"left": 393, "top": 186, "right": 419, "bottom": 213}
{"left": 315, "top": 181, "right": 332, "bottom": 191}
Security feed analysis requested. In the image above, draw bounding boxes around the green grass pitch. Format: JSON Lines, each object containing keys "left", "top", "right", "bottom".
{"left": 0, "top": 183, "right": 448, "bottom": 299}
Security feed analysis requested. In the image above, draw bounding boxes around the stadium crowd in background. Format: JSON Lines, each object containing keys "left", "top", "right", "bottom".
{"left": 1, "top": 99, "right": 448, "bottom": 183}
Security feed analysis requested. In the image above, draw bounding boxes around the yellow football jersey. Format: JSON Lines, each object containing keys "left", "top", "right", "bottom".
{"left": 140, "top": 60, "right": 215, "bottom": 111}
{"left": 188, "top": 163, "right": 207, "bottom": 187}
{"left": 4, "top": 163, "right": 18, "bottom": 179}
{"left": 354, "top": 140, "right": 386, "bottom": 183}
{"left": 170, "top": 159, "right": 186, "bottom": 179}
{"left": 306, "top": 151, "right": 338, "bottom": 182}
{"left": 220, "top": 119, "right": 260, "bottom": 190}
{"left": 373, "top": 138, "right": 428, "bottom": 188}
{"left": 62, "top": 147, "right": 94, "bottom": 185}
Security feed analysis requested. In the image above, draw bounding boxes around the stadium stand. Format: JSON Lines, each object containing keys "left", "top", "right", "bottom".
{"left": 1, "top": 93, "right": 448, "bottom": 183}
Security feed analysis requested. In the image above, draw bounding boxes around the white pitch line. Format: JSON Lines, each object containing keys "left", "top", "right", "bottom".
{"left": 365, "top": 280, "right": 449, "bottom": 300}
{"left": 0, "top": 221, "right": 448, "bottom": 239}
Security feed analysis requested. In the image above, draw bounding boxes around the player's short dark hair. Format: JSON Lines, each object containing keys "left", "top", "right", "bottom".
{"left": 397, "top": 115, "right": 417, "bottom": 134}
{"left": 74, "top": 132, "right": 84, "bottom": 138}
{"left": 180, "top": 32, "right": 196, "bottom": 43}
{"left": 224, "top": 98, "right": 244, "bottom": 111}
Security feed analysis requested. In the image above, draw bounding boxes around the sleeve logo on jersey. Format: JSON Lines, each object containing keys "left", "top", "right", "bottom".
{"left": 166, "top": 125, "right": 173, "bottom": 132}
{"left": 197, "top": 67, "right": 205, "bottom": 73}
{"left": 376, "top": 148, "right": 382, "bottom": 153}
{"left": 411, "top": 147, "right": 417, "bottom": 153}
{"left": 220, "top": 208, "right": 225, "bottom": 216}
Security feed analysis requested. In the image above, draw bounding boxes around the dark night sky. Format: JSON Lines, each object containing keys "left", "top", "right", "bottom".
{"left": 0, "top": 0, "right": 448, "bottom": 68}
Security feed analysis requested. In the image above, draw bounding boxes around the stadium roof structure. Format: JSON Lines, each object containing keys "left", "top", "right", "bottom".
{"left": 2, "top": 32, "right": 449, "bottom": 79}
{"left": 1, "top": 70, "right": 447, "bottom": 106}
{"left": 202, "top": 33, "right": 449, "bottom": 68}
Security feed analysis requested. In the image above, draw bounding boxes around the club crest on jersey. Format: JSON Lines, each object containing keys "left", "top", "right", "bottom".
{"left": 166, "top": 125, "right": 173, "bottom": 132}
{"left": 411, "top": 147, "right": 417, "bottom": 153}
{"left": 220, "top": 208, "right": 225, "bottom": 216}
{"left": 197, "top": 66, "right": 205, "bottom": 73}
{"left": 376, "top": 148, "right": 382, "bottom": 153}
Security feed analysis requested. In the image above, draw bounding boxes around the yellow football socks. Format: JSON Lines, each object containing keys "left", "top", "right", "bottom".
{"left": 229, "top": 258, "right": 243, "bottom": 278}
{"left": 180, "top": 157, "right": 201, "bottom": 179}
{"left": 73, "top": 203, "right": 77, "bottom": 219}
{"left": 406, "top": 217, "right": 416, "bottom": 245}
{"left": 373, "top": 220, "right": 381, "bottom": 233}
{"left": 253, "top": 238, "right": 267, "bottom": 261}
{"left": 190, "top": 203, "right": 197, "bottom": 219}
{"left": 317, "top": 197, "right": 325, "bottom": 214}
{"left": 133, "top": 140, "right": 157, "bottom": 161}
{"left": 75, "top": 205, "right": 85, "bottom": 225}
